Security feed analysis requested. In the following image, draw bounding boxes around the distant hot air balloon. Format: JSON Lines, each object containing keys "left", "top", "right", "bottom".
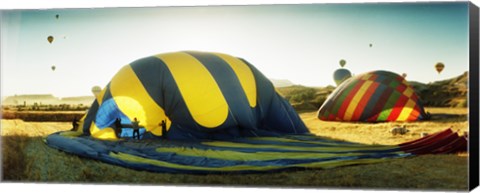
{"left": 55, "top": 14, "right": 59, "bottom": 19}
{"left": 47, "top": 36, "right": 54, "bottom": 44}
{"left": 402, "top": 73, "right": 407, "bottom": 78}
{"left": 333, "top": 68, "right": 352, "bottom": 86}
{"left": 339, "top": 59, "right": 346, "bottom": 68}
{"left": 369, "top": 43, "right": 373, "bottom": 48}
{"left": 91, "top": 86, "right": 102, "bottom": 96}
{"left": 435, "top": 62, "right": 445, "bottom": 74}
{"left": 51, "top": 65, "right": 56, "bottom": 71}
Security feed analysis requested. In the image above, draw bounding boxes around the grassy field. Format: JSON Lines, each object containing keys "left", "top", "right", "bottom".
{"left": 1, "top": 107, "right": 469, "bottom": 191}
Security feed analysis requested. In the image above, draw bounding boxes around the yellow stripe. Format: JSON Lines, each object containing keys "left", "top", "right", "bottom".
{"left": 110, "top": 152, "right": 401, "bottom": 172}
{"left": 246, "top": 137, "right": 385, "bottom": 147}
{"left": 90, "top": 122, "right": 117, "bottom": 140}
{"left": 295, "top": 157, "right": 394, "bottom": 169}
{"left": 58, "top": 131, "right": 83, "bottom": 138}
{"left": 156, "top": 52, "right": 228, "bottom": 128}
{"left": 96, "top": 87, "right": 107, "bottom": 105}
{"left": 214, "top": 53, "right": 257, "bottom": 108}
{"left": 110, "top": 65, "right": 170, "bottom": 136}
{"left": 396, "top": 99, "right": 416, "bottom": 121}
{"left": 110, "top": 152, "right": 282, "bottom": 172}
{"left": 202, "top": 141, "right": 394, "bottom": 152}
{"left": 343, "top": 80, "right": 373, "bottom": 120}
{"left": 156, "top": 147, "right": 365, "bottom": 161}
{"left": 403, "top": 87, "right": 414, "bottom": 98}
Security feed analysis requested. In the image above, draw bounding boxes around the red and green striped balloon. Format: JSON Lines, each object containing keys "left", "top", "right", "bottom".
{"left": 317, "top": 70, "right": 428, "bottom": 122}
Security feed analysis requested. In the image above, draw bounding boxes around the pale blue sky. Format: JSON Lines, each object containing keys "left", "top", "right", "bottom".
{"left": 1, "top": 2, "right": 470, "bottom": 97}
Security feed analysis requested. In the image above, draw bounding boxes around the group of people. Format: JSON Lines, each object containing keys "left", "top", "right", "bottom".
{"left": 114, "top": 117, "right": 167, "bottom": 140}
{"left": 72, "top": 116, "right": 168, "bottom": 140}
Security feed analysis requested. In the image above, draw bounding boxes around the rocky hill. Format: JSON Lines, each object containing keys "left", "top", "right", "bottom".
{"left": 412, "top": 71, "right": 468, "bottom": 107}
{"left": 277, "top": 72, "right": 469, "bottom": 111}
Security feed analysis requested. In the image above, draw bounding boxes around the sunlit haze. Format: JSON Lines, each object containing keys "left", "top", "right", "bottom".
{"left": 1, "top": 2, "right": 469, "bottom": 97}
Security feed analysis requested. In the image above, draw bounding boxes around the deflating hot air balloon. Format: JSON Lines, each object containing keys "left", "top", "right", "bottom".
{"left": 318, "top": 70, "right": 428, "bottom": 122}
{"left": 78, "top": 51, "right": 308, "bottom": 140}
{"left": 435, "top": 62, "right": 445, "bottom": 74}
{"left": 339, "top": 59, "right": 346, "bottom": 67}
{"left": 44, "top": 52, "right": 464, "bottom": 175}
{"left": 47, "top": 36, "right": 54, "bottom": 44}
{"left": 333, "top": 68, "right": 352, "bottom": 86}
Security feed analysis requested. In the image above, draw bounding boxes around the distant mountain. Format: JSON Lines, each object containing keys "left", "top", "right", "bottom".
{"left": 2, "top": 94, "right": 95, "bottom": 106}
{"left": 270, "top": 79, "right": 295, "bottom": 87}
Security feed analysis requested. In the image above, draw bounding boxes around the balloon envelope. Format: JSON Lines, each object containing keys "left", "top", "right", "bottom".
{"left": 402, "top": 73, "right": 407, "bottom": 78}
{"left": 91, "top": 86, "right": 102, "bottom": 95}
{"left": 319, "top": 70, "right": 428, "bottom": 122}
{"left": 339, "top": 59, "right": 346, "bottom": 67}
{"left": 333, "top": 68, "right": 352, "bottom": 86}
{"left": 80, "top": 51, "right": 307, "bottom": 140}
{"left": 435, "top": 62, "right": 445, "bottom": 74}
{"left": 47, "top": 36, "right": 54, "bottom": 44}
{"left": 51, "top": 65, "right": 56, "bottom": 71}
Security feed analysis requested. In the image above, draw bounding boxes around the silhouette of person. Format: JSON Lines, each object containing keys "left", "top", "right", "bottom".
{"left": 160, "top": 120, "right": 167, "bottom": 139}
{"left": 114, "top": 118, "right": 122, "bottom": 137}
{"left": 71, "top": 117, "right": 79, "bottom": 131}
{"left": 132, "top": 117, "right": 140, "bottom": 139}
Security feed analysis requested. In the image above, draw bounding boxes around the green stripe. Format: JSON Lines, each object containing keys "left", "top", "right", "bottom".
{"left": 111, "top": 152, "right": 406, "bottom": 172}
{"left": 156, "top": 146, "right": 376, "bottom": 161}
{"left": 376, "top": 91, "right": 401, "bottom": 121}
{"left": 330, "top": 82, "right": 358, "bottom": 116}
{"left": 202, "top": 141, "right": 395, "bottom": 152}
{"left": 245, "top": 137, "right": 386, "bottom": 147}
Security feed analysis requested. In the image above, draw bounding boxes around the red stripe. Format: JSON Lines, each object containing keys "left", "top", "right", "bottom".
{"left": 404, "top": 133, "right": 459, "bottom": 155}
{"left": 336, "top": 80, "right": 365, "bottom": 120}
{"left": 351, "top": 82, "right": 379, "bottom": 121}
{"left": 328, "top": 114, "right": 335, "bottom": 120}
{"left": 386, "top": 95, "right": 408, "bottom": 121}
{"left": 367, "top": 87, "right": 394, "bottom": 121}
{"left": 396, "top": 84, "right": 407, "bottom": 93}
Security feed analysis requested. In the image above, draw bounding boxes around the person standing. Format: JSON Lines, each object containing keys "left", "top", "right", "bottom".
{"left": 114, "top": 118, "right": 122, "bottom": 137}
{"left": 160, "top": 120, "right": 167, "bottom": 139}
{"left": 71, "top": 117, "right": 79, "bottom": 131}
{"left": 132, "top": 117, "right": 140, "bottom": 139}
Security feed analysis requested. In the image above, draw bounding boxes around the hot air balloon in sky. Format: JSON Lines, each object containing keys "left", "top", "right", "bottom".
{"left": 339, "top": 59, "right": 346, "bottom": 67}
{"left": 51, "top": 65, "right": 56, "bottom": 71}
{"left": 333, "top": 68, "right": 352, "bottom": 86}
{"left": 55, "top": 14, "right": 59, "bottom": 19}
{"left": 47, "top": 36, "right": 54, "bottom": 44}
{"left": 369, "top": 43, "right": 373, "bottom": 47}
{"left": 402, "top": 73, "right": 407, "bottom": 78}
{"left": 91, "top": 86, "right": 102, "bottom": 97}
{"left": 435, "top": 62, "right": 445, "bottom": 74}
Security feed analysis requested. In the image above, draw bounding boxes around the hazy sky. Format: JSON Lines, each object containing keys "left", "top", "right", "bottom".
{"left": 1, "top": 2, "right": 470, "bottom": 97}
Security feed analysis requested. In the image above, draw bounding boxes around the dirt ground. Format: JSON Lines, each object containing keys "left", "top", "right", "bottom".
{"left": 0, "top": 107, "right": 470, "bottom": 190}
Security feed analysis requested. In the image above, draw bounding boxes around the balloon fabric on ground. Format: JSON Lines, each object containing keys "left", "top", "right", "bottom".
{"left": 45, "top": 51, "right": 464, "bottom": 174}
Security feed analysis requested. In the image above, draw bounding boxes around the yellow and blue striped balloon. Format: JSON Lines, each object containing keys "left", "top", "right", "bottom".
{"left": 81, "top": 51, "right": 308, "bottom": 140}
